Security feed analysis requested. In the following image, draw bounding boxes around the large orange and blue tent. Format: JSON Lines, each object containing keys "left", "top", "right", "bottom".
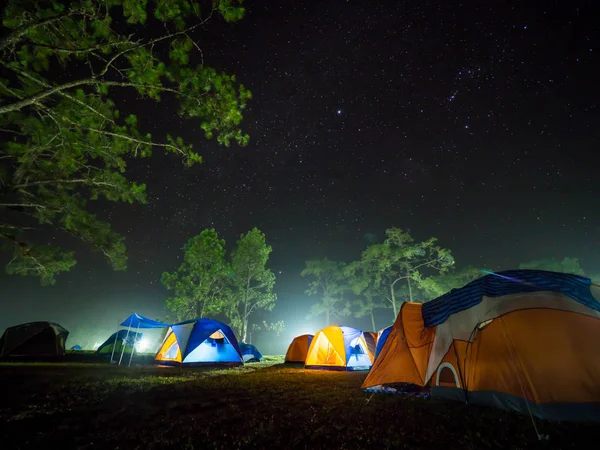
{"left": 305, "top": 325, "right": 374, "bottom": 370}
{"left": 362, "top": 270, "right": 600, "bottom": 421}
{"left": 285, "top": 334, "right": 313, "bottom": 363}
{"left": 155, "top": 318, "right": 243, "bottom": 366}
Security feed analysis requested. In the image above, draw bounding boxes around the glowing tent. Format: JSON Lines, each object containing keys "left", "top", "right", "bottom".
{"left": 239, "top": 342, "right": 263, "bottom": 362}
{"left": 305, "top": 325, "right": 375, "bottom": 370}
{"left": 363, "top": 270, "right": 600, "bottom": 421}
{"left": 155, "top": 318, "right": 243, "bottom": 366}
{"left": 374, "top": 326, "right": 392, "bottom": 360}
{"left": 0, "top": 322, "right": 69, "bottom": 358}
{"left": 285, "top": 334, "right": 313, "bottom": 363}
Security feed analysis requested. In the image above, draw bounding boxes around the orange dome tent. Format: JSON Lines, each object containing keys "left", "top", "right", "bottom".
{"left": 284, "top": 334, "right": 313, "bottom": 363}
{"left": 305, "top": 325, "right": 375, "bottom": 371}
{"left": 363, "top": 270, "right": 600, "bottom": 421}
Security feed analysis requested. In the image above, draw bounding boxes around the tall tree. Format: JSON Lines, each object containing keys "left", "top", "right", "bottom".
{"left": 360, "top": 228, "right": 454, "bottom": 317}
{"left": 161, "top": 229, "right": 227, "bottom": 322}
{"left": 228, "top": 228, "right": 277, "bottom": 343}
{"left": 0, "top": 0, "right": 250, "bottom": 284}
{"left": 518, "top": 257, "right": 585, "bottom": 275}
{"left": 345, "top": 261, "right": 386, "bottom": 331}
{"left": 301, "top": 258, "right": 350, "bottom": 326}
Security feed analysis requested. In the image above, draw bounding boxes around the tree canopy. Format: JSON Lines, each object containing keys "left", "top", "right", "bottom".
{"left": 344, "top": 260, "right": 386, "bottom": 331}
{"left": 355, "top": 228, "right": 454, "bottom": 317}
{"left": 161, "top": 229, "right": 228, "bottom": 322}
{"left": 416, "top": 265, "right": 482, "bottom": 300}
{"left": 228, "top": 228, "right": 277, "bottom": 342}
{"left": 0, "top": 0, "right": 250, "bottom": 284}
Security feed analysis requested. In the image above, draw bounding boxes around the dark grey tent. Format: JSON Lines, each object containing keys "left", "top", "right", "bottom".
{"left": 0, "top": 322, "right": 69, "bottom": 358}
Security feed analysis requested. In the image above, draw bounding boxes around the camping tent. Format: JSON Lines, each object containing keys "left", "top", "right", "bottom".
{"left": 155, "top": 318, "right": 243, "bottom": 366}
{"left": 374, "top": 326, "right": 392, "bottom": 360}
{"left": 239, "top": 342, "right": 263, "bottom": 362}
{"left": 305, "top": 325, "right": 375, "bottom": 370}
{"left": 96, "top": 330, "right": 142, "bottom": 356}
{"left": 0, "top": 322, "right": 69, "bottom": 358}
{"left": 362, "top": 270, "right": 600, "bottom": 421}
{"left": 285, "top": 334, "right": 313, "bottom": 363}
{"left": 109, "top": 312, "right": 171, "bottom": 366}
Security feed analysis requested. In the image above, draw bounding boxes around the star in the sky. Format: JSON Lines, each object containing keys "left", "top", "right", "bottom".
{"left": 336, "top": 109, "right": 342, "bottom": 115}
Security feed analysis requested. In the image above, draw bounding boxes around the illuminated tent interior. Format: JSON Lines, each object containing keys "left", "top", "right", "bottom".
{"left": 155, "top": 318, "right": 243, "bottom": 366}
{"left": 305, "top": 325, "right": 374, "bottom": 371}
{"left": 363, "top": 270, "right": 600, "bottom": 421}
{"left": 0, "top": 321, "right": 69, "bottom": 358}
{"left": 284, "top": 334, "right": 313, "bottom": 363}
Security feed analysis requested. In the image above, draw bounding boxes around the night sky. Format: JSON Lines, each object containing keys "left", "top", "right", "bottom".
{"left": 1, "top": 1, "right": 598, "bottom": 353}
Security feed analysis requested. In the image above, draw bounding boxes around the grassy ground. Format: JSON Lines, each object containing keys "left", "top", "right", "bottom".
{"left": 0, "top": 358, "right": 595, "bottom": 449}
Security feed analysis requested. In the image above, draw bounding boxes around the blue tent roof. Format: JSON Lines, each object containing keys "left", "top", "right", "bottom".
{"left": 120, "top": 313, "right": 170, "bottom": 329}
{"left": 239, "top": 342, "right": 263, "bottom": 362}
{"left": 374, "top": 326, "right": 392, "bottom": 359}
{"left": 422, "top": 270, "right": 600, "bottom": 328}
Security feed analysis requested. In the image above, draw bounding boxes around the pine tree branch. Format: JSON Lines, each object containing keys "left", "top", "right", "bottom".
{"left": 0, "top": 76, "right": 94, "bottom": 115}
{"left": 0, "top": 202, "right": 47, "bottom": 209}
{"left": 97, "top": 9, "right": 215, "bottom": 77}
{"left": 0, "top": 11, "right": 71, "bottom": 52}
{"left": 26, "top": 40, "right": 130, "bottom": 55}
{"left": 6, "top": 64, "right": 115, "bottom": 122}
{"left": 31, "top": 103, "right": 190, "bottom": 158}
{"left": 0, "top": 19, "right": 213, "bottom": 117}
{"left": 13, "top": 179, "right": 119, "bottom": 189}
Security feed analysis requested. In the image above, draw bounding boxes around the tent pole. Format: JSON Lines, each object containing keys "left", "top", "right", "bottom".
{"left": 109, "top": 325, "right": 120, "bottom": 364}
{"left": 128, "top": 323, "right": 141, "bottom": 367}
{"left": 118, "top": 324, "right": 132, "bottom": 366}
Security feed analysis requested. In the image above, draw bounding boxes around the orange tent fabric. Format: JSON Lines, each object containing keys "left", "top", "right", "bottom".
{"left": 284, "top": 334, "right": 313, "bottom": 363}
{"left": 362, "top": 303, "right": 435, "bottom": 389}
{"left": 305, "top": 325, "right": 374, "bottom": 370}
{"left": 430, "top": 309, "right": 600, "bottom": 407}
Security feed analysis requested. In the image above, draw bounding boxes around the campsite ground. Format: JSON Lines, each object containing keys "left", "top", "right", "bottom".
{"left": 0, "top": 359, "right": 594, "bottom": 449}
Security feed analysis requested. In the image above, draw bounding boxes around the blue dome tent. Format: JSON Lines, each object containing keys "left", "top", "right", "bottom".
{"left": 239, "top": 342, "right": 263, "bottom": 362}
{"left": 155, "top": 318, "right": 243, "bottom": 366}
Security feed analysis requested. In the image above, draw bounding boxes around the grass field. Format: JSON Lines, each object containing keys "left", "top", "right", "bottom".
{"left": 0, "top": 358, "right": 595, "bottom": 449}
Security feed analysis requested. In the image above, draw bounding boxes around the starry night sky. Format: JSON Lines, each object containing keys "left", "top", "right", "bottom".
{"left": 1, "top": 1, "right": 598, "bottom": 352}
